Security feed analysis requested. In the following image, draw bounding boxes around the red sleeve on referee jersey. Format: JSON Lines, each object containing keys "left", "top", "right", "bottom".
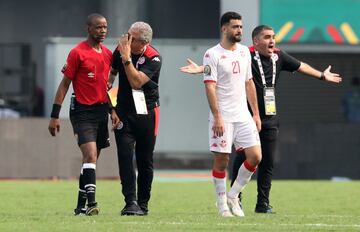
{"left": 62, "top": 49, "right": 79, "bottom": 80}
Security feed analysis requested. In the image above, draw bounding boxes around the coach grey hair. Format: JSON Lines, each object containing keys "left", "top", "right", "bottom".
{"left": 130, "top": 22, "right": 153, "bottom": 43}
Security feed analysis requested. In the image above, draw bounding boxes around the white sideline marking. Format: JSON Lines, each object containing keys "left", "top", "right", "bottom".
{"left": 119, "top": 221, "right": 360, "bottom": 228}
{"left": 276, "top": 214, "right": 360, "bottom": 219}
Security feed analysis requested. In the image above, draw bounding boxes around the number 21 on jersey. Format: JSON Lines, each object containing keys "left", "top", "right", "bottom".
{"left": 232, "top": 60, "right": 240, "bottom": 74}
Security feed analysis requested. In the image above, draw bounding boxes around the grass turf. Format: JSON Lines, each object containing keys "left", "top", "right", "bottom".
{"left": 0, "top": 179, "right": 359, "bottom": 231}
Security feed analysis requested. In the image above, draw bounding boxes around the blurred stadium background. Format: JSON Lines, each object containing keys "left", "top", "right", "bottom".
{"left": 0, "top": 0, "right": 359, "bottom": 179}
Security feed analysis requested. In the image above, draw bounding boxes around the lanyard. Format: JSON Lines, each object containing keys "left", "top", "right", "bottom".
{"left": 254, "top": 50, "right": 277, "bottom": 87}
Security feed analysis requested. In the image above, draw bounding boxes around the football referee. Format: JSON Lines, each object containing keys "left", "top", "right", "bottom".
{"left": 48, "top": 13, "right": 120, "bottom": 216}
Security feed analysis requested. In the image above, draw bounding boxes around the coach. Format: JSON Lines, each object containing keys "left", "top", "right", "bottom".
{"left": 109, "top": 21, "right": 162, "bottom": 216}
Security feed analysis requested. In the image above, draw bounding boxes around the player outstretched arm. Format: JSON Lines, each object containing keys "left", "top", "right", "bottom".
{"left": 179, "top": 58, "right": 204, "bottom": 74}
{"left": 298, "top": 63, "right": 342, "bottom": 83}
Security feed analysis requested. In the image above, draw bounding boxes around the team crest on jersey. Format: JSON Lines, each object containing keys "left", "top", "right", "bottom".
{"left": 88, "top": 72, "right": 95, "bottom": 78}
{"left": 152, "top": 57, "right": 160, "bottom": 62}
{"left": 61, "top": 62, "right": 67, "bottom": 72}
{"left": 239, "top": 51, "right": 245, "bottom": 57}
{"left": 138, "top": 57, "right": 145, "bottom": 65}
{"left": 271, "top": 53, "right": 278, "bottom": 61}
{"left": 204, "top": 65, "right": 211, "bottom": 76}
{"left": 220, "top": 55, "right": 227, "bottom": 59}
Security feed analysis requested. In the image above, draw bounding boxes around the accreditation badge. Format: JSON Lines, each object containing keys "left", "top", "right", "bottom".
{"left": 263, "top": 87, "right": 276, "bottom": 115}
{"left": 132, "top": 89, "right": 148, "bottom": 115}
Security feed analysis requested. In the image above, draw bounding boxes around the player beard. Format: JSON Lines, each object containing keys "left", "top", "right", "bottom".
{"left": 229, "top": 34, "right": 241, "bottom": 43}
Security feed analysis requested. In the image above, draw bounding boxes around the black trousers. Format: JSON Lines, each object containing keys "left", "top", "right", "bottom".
{"left": 114, "top": 107, "right": 158, "bottom": 207}
{"left": 231, "top": 125, "right": 279, "bottom": 206}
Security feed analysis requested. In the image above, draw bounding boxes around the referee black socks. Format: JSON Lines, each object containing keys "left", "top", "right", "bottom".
{"left": 82, "top": 163, "right": 97, "bottom": 206}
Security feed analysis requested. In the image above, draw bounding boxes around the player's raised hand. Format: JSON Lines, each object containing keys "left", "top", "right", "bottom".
{"left": 179, "top": 58, "right": 204, "bottom": 74}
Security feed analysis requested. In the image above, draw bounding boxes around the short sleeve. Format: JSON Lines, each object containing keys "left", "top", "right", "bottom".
{"left": 139, "top": 55, "right": 162, "bottom": 80}
{"left": 203, "top": 50, "right": 217, "bottom": 83}
{"left": 62, "top": 49, "right": 79, "bottom": 79}
{"left": 280, "top": 50, "right": 301, "bottom": 72}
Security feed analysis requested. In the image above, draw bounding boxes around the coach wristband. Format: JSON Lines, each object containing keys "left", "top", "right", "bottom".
{"left": 50, "top": 104, "right": 61, "bottom": 118}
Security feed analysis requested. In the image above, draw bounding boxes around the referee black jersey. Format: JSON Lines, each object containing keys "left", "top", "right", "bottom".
{"left": 112, "top": 45, "right": 162, "bottom": 113}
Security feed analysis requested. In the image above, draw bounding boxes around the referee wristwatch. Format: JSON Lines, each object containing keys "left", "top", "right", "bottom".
{"left": 123, "top": 58, "right": 132, "bottom": 66}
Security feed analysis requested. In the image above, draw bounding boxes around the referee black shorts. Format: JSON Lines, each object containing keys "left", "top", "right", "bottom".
{"left": 69, "top": 97, "right": 110, "bottom": 149}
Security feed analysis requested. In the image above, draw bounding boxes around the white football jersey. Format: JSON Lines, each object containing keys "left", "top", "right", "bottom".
{"left": 203, "top": 43, "right": 253, "bottom": 122}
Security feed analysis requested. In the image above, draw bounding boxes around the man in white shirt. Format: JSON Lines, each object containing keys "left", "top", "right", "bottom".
{"left": 203, "top": 11, "right": 262, "bottom": 217}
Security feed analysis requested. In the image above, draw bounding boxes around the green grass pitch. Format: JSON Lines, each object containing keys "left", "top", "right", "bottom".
{"left": 1, "top": 178, "right": 359, "bottom": 231}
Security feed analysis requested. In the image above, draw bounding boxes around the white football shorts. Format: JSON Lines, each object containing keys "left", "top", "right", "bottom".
{"left": 208, "top": 118, "right": 260, "bottom": 153}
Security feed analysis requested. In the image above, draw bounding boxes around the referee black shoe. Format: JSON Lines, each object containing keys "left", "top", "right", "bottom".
{"left": 121, "top": 201, "right": 145, "bottom": 216}
{"left": 255, "top": 203, "right": 275, "bottom": 214}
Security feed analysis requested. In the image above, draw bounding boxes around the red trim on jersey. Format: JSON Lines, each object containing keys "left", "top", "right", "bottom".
{"left": 212, "top": 170, "right": 226, "bottom": 179}
{"left": 244, "top": 160, "right": 257, "bottom": 172}
{"left": 154, "top": 106, "right": 160, "bottom": 136}
{"left": 289, "top": 28, "right": 305, "bottom": 43}
{"left": 144, "top": 45, "right": 160, "bottom": 58}
{"left": 204, "top": 80, "right": 216, "bottom": 83}
{"left": 327, "top": 25, "right": 344, "bottom": 44}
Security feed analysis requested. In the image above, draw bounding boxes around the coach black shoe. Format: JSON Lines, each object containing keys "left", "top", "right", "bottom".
{"left": 139, "top": 203, "right": 149, "bottom": 216}
{"left": 86, "top": 202, "right": 100, "bottom": 216}
{"left": 255, "top": 203, "right": 276, "bottom": 214}
{"left": 121, "top": 201, "right": 145, "bottom": 216}
{"left": 74, "top": 208, "right": 86, "bottom": 216}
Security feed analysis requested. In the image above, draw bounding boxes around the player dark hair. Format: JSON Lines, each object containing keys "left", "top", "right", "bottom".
{"left": 86, "top": 13, "right": 105, "bottom": 26}
{"left": 252, "top": 25, "right": 274, "bottom": 39}
{"left": 220, "top": 12, "right": 242, "bottom": 27}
